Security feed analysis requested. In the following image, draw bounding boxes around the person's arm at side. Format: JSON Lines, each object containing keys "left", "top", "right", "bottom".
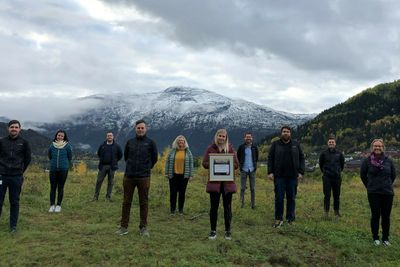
{"left": 117, "top": 144, "right": 123, "bottom": 161}
{"left": 390, "top": 159, "right": 396, "bottom": 184}
{"left": 188, "top": 149, "right": 194, "bottom": 180}
{"left": 236, "top": 145, "right": 242, "bottom": 164}
{"left": 298, "top": 144, "right": 305, "bottom": 179}
{"left": 360, "top": 159, "right": 368, "bottom": 188}
{"left": 124, "top": 141, "right": 129, "bottom": 162}
{"left": 23, "top": 141, "right": 32, "bottom": 172}
{"left": 319, "top": 153, "right": 324, "bottom": 173}
{"left": 150, "top": 140, "right": 158, "bottom": 168}
{"left": 48, "top": 145, "right": 52, "bottom": 160}
{"left": 97, "top": 144, "right": 101, "bottom": 158}
{"left": 340, "top": 152, "right": 345, "bottom": 171}
{"left": 267, "top": 142, "right": 275, "bottom": 180}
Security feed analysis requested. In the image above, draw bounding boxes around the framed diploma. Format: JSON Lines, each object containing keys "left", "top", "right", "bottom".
{"left": 209, "top": 153, "right": 234, "bottom": 181}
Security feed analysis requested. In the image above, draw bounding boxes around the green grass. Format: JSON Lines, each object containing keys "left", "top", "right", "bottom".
{"left": 1, "top": 167, "right": 400, "bottom": 266}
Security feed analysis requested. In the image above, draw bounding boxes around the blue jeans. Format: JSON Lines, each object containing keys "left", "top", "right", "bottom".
{"left": 274, "top": 178, "right": 298, "bottom": 221}
{"left": 0, "top": 175, "right": 24, "bottom": 229}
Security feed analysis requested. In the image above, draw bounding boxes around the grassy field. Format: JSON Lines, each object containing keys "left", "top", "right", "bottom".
{"left": 1, "top": 166, "right": 400, "bottom": 267}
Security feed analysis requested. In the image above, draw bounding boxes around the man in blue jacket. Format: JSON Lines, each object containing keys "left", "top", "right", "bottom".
{"left": 237, "top": 132, "right": 259, "bottom": 209}
{"left": 0, "top": 120, "right": 31, "bottom": 233}
{"left": 268, "top": 126, "right": 304, "bottom": 228}
{"left": 116, "top": 120, "right": 158, "bottom": 237}
{"left": 93, "top": 132, "right": 123, "bottom": 201}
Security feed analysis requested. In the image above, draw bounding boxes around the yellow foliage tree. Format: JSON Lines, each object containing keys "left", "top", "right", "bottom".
{"left": 74, "top": 161, "right": 88, "bottom": 175}
{"left": 152, "top": 146, "right": 170, "bottom": 175}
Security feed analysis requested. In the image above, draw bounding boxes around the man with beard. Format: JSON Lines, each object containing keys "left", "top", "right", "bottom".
{"left": 319, "top": 136, "right": 345, "bottom": 218}
{"left": 237, "top": 132, "right": 259, "bottom": 209}
{"left": 0, "top": 120, "right": 31, "bottom": 233}
{"left": 268, "top": 126, "right": 305, "bottom": 228}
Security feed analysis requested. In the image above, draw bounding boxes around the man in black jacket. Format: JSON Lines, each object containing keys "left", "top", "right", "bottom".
{"left": 319, "top": 136, "right": 345, "bottom": 218}
{"left": 237, "top": 132, "right": 259, "bottom": 209}
{"left": 268, "top": 126, "right": 305, "bottom": 228}
{"left": 116, "top": 119, "right": 158, "bottom": 237}
{"left": 93, "top": 132, "right": 123, "bottom": 201}
{"left": 0, "top": 120, "right": 31, "bottom": 233}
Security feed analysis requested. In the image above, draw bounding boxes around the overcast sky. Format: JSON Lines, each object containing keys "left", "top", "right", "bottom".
{"left": 0, "top": 0, "right": 399, "bottom": 122}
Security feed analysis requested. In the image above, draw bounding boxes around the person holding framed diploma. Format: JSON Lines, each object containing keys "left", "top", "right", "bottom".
{"left": 202, "top": 129, "right": 239, "bottom": 240}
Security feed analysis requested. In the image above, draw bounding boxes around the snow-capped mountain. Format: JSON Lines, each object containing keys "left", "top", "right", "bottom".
{"left": 36, "top": 87, "right": 315, "bottom": 155}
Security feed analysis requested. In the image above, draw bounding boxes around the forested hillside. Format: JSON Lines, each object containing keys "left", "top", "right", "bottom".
{"left": 293, "top": 80, "right": 400, "bottom": 152}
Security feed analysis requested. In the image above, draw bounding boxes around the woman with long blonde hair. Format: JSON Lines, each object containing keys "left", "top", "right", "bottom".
{"left": 202, "top": 129, "right": 239, "bottom": 240}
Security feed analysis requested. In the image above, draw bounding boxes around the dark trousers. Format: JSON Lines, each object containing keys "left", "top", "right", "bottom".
{"left": 0, "top": 175, "right": 24, "bottom": 229}
{"left": 94, "top": 165, "right": 115, "bottom": 199}
{"left": 240, "top": 170, "right": 256, "bottom": 207}
{"left": 322, "top": 176, "right": 341, "bottom": 212}
{"left": 121, "top": 176, "right": 150, "bottom": 229}
{"left": 274, "top": 178, "right": 297, "bottom": 221}
{"left": 367, "top": 193, "right": 393, "bottom": 241}
{"left": 209, "top": 184, "right": 233, "bottom": 232}
{"left": 49, "top": 170, "right": 68, "bottom": 206}
{"left": 168, "top": 174, "right": 189, "bottom": 212}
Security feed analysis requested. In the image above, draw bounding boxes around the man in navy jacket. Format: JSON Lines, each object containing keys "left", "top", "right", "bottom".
{"left": 0, "top": 120, "right": 31, "bottom": 233}
{"left": 93, "top": 132, "right": 123, "bottom": 201}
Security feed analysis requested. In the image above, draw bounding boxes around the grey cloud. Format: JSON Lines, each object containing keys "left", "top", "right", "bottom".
{"left": 102, "top": 0, "right": 400, "bottom": 80}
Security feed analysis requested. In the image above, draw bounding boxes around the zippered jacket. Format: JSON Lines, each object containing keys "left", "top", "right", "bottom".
{"left": 97, "top": 141, "right": 123, "bottom": 171}
{"left": 319, "top": 148, "right": 345, "bottom": 179}
{"left": 0, "top": 135, "right": 31, "bottom": 176}
{"left": 124, "top": 135, "right": 158, "bottom": 178}
{"left": 267, "top": 139, "right": 305, "bottom": 178}
{"left": 360, "top": 155, "right": 396, "bottom": 195}
{"left": 165, "top": 148, "right": 194, "bottom": 179}
{"left": 48, "top": 142, "right": 72, "bottom": 171}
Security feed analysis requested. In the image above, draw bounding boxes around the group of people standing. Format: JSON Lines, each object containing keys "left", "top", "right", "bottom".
{"left": 0, "top": 119, "right": 397, "bottom": 247}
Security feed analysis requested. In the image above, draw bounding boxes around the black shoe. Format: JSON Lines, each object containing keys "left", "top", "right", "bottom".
{"left": 287, "top": 219, "right": 294, "bottom": 225}
{"left": 9, "top": 227, "right": 17, "bottom": 234}
{"left": 106, "top": 197, "right": 113, "bottom": 202}
{"left": 334, "top": 211, "right": 341, "bottom": 217}
{"left": 208, "top": 231, "right": 217, "bottom": 240}
{"left": 91, "top": 197, "right": 98, "bottom": 202}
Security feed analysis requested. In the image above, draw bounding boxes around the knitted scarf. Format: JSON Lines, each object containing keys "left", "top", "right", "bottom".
{"left": 53, "top": 141, "right": 68, "bottom": 149}
{"left": 370, "top": 152, "right": 384, "bottom": 170}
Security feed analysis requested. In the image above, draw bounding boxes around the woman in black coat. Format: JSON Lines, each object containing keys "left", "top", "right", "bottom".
{"left": 360, "top": 139, "right": 396, "bottom": 246}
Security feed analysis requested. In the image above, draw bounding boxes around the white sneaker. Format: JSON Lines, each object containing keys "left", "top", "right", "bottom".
{"left": 48, "top": 205, "right": 55, "bottom": 213}
{"left": 54, "top": 205, "right": 62, "bottom": 213}
{"left": 383, "top": 240, "right": 391, "bottom": 246}
{"left": 373, "top": 240, "right": 381, "bottom": 246}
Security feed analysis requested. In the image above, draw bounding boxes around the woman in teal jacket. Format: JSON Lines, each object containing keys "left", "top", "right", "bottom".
{"left": 165, "top": 135, "right": 194, "bottom": 215}
{"left": 48, "top": 130, "right": 72, "bottom": 213}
